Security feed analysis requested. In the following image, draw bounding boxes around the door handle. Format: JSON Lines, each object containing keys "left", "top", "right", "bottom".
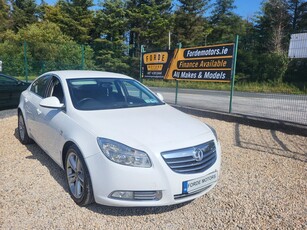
{"left": 36, "top": 108, "right": 41, "bottom": 115}
{"left": 24, "top": 98, "right": 28, "bottom": 103}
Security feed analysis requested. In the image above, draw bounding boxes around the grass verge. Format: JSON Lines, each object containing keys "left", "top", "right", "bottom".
{"left": 143, "top": 79, "right": 307, "bottom": 95}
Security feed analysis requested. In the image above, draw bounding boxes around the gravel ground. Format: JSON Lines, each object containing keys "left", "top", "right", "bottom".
{"left": 0, "top": 112, "right": 306, "bottom": 229}
{"left": 0, "top": 109, "right": 16, "bottom": 119}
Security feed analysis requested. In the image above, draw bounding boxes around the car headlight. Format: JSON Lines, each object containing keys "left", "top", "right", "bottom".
{"left": 97, "top": 138, "right": 152, "bottom": 168}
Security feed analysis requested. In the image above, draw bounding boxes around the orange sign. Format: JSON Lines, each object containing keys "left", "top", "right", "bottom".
{"left": 165, "top": 43, "right": 234, "bottom": 82}
{"left": 142, "top": 51, "right": 174, "bottom": 79}
{"left": 143, "top": 52, "right": 168, "bottom": 64}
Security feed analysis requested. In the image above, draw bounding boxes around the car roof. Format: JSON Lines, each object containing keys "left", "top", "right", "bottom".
{"left": 44, "top": 70, "right": 133, "bottom": 80}
{"left": 0, "top": 73, "right": 14, "bottom": 79}
{"left": 0, "top": 73, "right": 24, "bottom": 82}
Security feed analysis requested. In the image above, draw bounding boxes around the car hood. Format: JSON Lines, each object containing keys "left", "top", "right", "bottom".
{"left": 75, "top": 104, "right": 213, "bottom": 152}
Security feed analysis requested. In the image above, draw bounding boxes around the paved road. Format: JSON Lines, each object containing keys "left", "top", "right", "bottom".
{"left": 150, "top": 87, "right": 307, "bottom": 125}
{"left": 1, "top": 87, "right": 305, "bottom": 125}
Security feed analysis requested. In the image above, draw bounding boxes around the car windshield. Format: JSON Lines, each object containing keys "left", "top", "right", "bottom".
{"left": 67, "top": 78, "right": 164, "bottom": 110}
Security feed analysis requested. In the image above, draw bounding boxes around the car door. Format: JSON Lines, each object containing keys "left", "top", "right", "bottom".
{"left": 26, "top": 75, "right": 52, "bottom": 144}
{"left": 0, "top": 75, "right": 10, "bottom": 108}
{"left": 33, "top": 76, "right": 67, "bottom": 165}
{"left": 12, "top": 80, "right": 30, "bottom": 105}
{"left": 0, "top": 75, "right": 17, "bottom": 108}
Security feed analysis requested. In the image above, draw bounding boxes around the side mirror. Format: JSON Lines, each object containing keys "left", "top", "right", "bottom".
{"left": 40, "top": 96, "right": 65, "bottom": 109}
{"left": 156, "top": 92, "right": 164, "bottom": 102}
{"left": 17, "top": 81, "right": 25, "bottom": 86}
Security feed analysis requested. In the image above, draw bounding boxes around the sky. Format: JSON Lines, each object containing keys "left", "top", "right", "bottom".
{"left": 37, "top": 0, "right": 263, "bottom": 19}
{"left": 232, "top": 0, "right": 263, "bottom": 18}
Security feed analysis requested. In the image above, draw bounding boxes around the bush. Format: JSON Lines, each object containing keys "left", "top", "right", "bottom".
{"left": 256, "top": 52, "right": 289, "bottom": 83}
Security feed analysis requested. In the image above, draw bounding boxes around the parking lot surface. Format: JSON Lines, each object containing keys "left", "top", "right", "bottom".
{"left": 0, "top": 112, "right": 306, "bottom": 229}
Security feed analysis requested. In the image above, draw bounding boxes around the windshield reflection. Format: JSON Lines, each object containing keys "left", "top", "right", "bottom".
{"left": 67, "top": 78, "right": 164, "bottom": 110}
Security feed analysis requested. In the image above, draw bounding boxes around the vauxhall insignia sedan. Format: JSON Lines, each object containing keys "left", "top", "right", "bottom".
{"left": 18, "top": 70, "right": 221, "bottom": 207}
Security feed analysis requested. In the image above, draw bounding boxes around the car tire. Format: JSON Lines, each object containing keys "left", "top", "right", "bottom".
{"left": 65, "top": 144, "right": 94, "bottom": 206}
{"left": 18, "top": 113, "right": 34, "bottom": 145}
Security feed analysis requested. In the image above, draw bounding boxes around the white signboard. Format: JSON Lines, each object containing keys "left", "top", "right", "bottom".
{"left": 288, "top": 33, "right": 307, "bottom": 58}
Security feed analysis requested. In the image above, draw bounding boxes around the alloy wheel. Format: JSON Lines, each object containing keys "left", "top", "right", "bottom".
{"left": 66, "top": 152, "right": 85, "bottom": 199}
{"left": 18, "top": 115, "right": 25, "bottom": 141}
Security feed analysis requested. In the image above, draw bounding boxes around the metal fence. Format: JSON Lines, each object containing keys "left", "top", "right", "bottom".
{"left": 153, "top": 87, "right": 307, "bottom": 126}
{"left": 232, "top": 91, "right": 307, "bottom": 125}
{"left": 0, "top": 41, "right": 90, "bottom": 80}
{"left": 1, "top": 40, "right": 306, "bottom": 126}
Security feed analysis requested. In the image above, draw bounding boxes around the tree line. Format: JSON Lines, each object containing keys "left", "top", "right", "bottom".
{"left": 0, "top": 0, "right": 306, "bottom": 84}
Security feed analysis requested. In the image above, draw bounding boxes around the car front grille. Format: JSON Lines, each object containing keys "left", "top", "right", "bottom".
{"left": 161, "top": 140, "right": 216, "bottom": 174}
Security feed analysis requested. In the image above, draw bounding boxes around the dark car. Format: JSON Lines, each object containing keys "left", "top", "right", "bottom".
{"left": 0, "top": 74, "right": 30, "bottom": 110}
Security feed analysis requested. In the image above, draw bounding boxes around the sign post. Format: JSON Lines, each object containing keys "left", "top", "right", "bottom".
{"left": 24, "top": 41, "right": 28, "bottom": 82}
{"left": 81, "top": 45, "right": 85, "bottom": 70}
{"left": 229, "top": 35, "right": 239, "bottom": 113}
{"left": 139, "top": 45, "right": 145, "bottom": 82}
{"left": 175, "top": 42, "right": 182, "bottom": 105}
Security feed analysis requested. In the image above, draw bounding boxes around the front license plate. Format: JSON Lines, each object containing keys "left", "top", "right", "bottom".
{"left": 182, "top": 171, "right": 218, "bottom": 194}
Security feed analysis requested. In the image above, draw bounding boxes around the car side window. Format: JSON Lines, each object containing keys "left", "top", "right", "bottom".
{"left": 30, "top": 75, "right": 51, "bottom": 98}
{"left": 49, "top": 77, "right": 65, "bottom": 103}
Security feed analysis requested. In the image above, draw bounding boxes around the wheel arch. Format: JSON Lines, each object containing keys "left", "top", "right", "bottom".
{"left": 17, "top": 108, "right": 24, "bottom": 119}
{"left": 62, "top": 141, "right": 75, "bottom": 170}
{"left": 62, "top": 140, "right": 95, "bottom": 205}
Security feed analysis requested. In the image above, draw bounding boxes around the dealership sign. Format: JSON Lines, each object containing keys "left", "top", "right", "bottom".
{"left": 142, "top": 43, "right": 235, "bottom": 82}
{"left": 142, "top": 51, "right": 174, "bottom": 79}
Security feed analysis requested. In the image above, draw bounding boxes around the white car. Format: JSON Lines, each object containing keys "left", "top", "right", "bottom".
{"left": 18, "top": 70, "right": 221, "bottom": 207}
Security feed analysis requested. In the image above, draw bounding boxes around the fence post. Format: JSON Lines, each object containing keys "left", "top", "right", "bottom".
{"left": 42, "top": 61, "right": 45, "bottom": 74}
{"left": 229, "top": 35, "right": 239, "bottom": 113}
{"left": 175, "top": 42, "right": 182, "bottom": 105}
{"left": 24, "top": 41, "right": 28, "bottom": 82}
{"left": 175, "top": 80, "right": 179, "bottom": 104}
{"left": 81, "top": 45, "right": 85, "bottom": 70}
{"left": 139, "top": 45, "right": 145, "bottom": 82}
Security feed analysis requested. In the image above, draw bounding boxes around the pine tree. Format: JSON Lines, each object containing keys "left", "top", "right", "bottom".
{"left": 127, "top": 0, "right": 172, "bottom": 56}
{"left": 173, "top": 0, "right": 209, "bottom": 47}
{"left": 295, "top": 1, "right": 307, "bottom": 32}
{"left": 93, "top": 0, "right": 130, "bottom": 73}
{"left": 252, "top": 0, "right": 291, "bottom": 82}
{"left": 256, "top": 0, "right": 291, "bottom": 53}
{"left": 211, "top": 0, "right": 236, "bottom": 23}
{"left": 287, "top": 0, "right": 307, "bottom": 32}
{"left": 288, "top": 0, "right": 300, "bottom": 31}
{"left": 0, "top": 0, "right": 11, "bottom": 33}
{"left": 209, "top": 0, "right": 244, "bottom": 43}
{"left": 10, "top": 0, "right": 37, "bottom": 31}
{"left": 37, "top": 0, "right": 48, "bottom": 21}
{"left": 46, "top": 0, "right": 94, "bottom": 44}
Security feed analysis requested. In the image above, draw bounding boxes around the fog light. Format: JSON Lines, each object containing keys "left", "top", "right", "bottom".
{"left": 110, "top": 191, "right": 134, "bottom": 200}
{"left": 110, "top": 191, "right": 162, "bottom": 201}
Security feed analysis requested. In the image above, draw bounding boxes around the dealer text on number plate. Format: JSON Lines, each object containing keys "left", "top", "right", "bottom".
{"left": 183, "top": 171, "right": 218, "bottom": 194}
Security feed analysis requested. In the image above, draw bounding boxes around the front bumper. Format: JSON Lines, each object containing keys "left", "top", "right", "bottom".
{"left": 85, "top": 141, "right": 221, "bottom": 207}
